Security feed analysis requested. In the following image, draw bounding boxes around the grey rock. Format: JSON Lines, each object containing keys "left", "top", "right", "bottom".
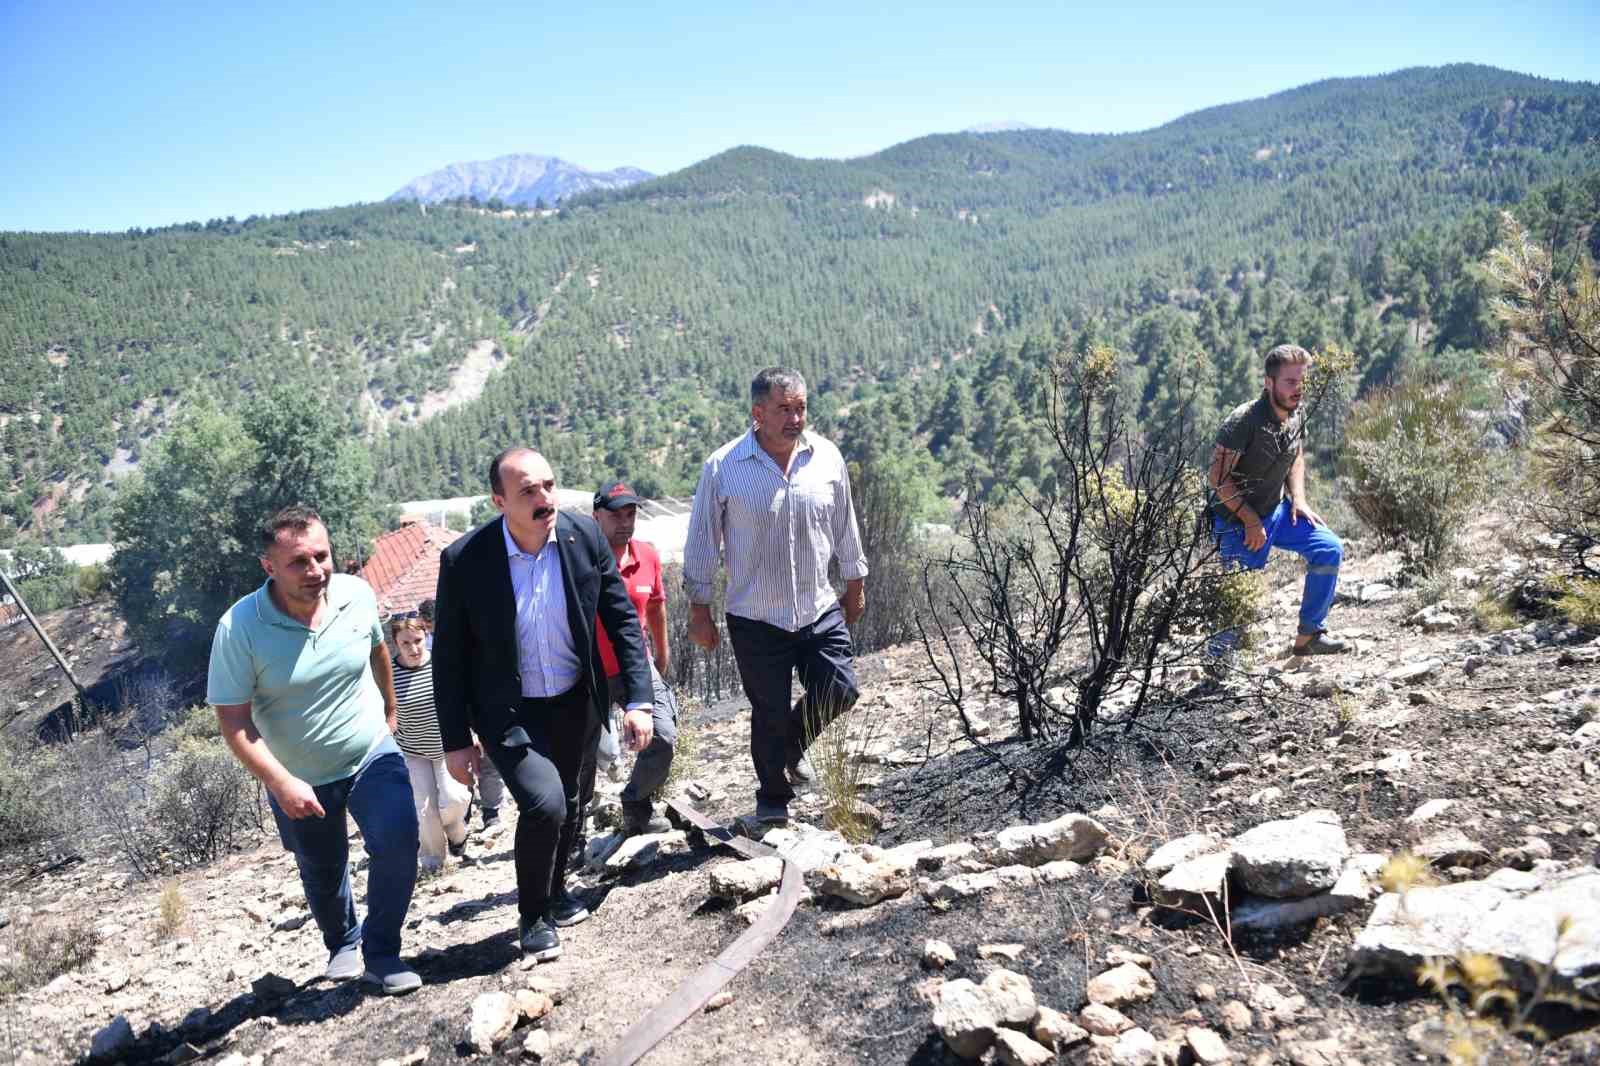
{"left": 605, "top": 829, "right": 688, "bottom": 871}
{"left": 1144, "top": 833, "right": 1224, "bottom": 877}
{"left": 1414, "top": 830, "right": 1491, "bottom": 868}
{"left": 522, "top": 1028, "right": 553, "bottom": 1060}
{"left": 1384, "top": 659, "right": 1442, "bottom": 683}
{"left": 583, "top": 833, "right": 625, "bottom": 870}
{"left": 917, "top": 842, "right": 979, "bottom": 870}
{"left": 1032, "top": 1006, "right": 1089, "bottom": 1049}
{"left": 1155, "top": 849, "right": 1233, "bottom": 910}
{"left": 1186, "top": 1026, "right": 1231, "bottom": 1063}
{"left": 1231, "top": 810, "right": 1349, "bottom": 899}
{"left": 923, "top": 870, "right": 1001, "bottom": 902}
{"left": 1350, "top": 867, "right": 1600, "bottom": 1005}
{"left": 932, "top": 978, "right": 1000, "bottom": 1058}
{"left": 1086, "top": 963, "right": 1156, "bottom": 1006}
{"left": 1405, "top": 798, "right": 1456, "bottom": 824}
{"left": 708, "top": 856, "right": 784, "bottom": 900}
{"left": 923, "top": 939, "right": 957, "bottom": 970}
{"left": 760, "top": 824, "right": 854, "bottom": 872}
{"left": 1218, "top": 1000, "right": 1252, "bottom": 1033}
{"left": 985, "top": 813, "right": 1109, "bottom": 866}
{"left": 465, "top": 991, "right": 519, "bottom": 1054}
{"left": 993, "top": 1029, "right": 1054, "bottom": 1066}
{"left": 1111, "top": 1027, "right": 1159, "bottom": 1066}
{"left": 1079, "top": 1003, "right": 1135, "bottom": 1035}
{"left": 812, "top": 859, "right": 912, "bottom": 906}
{"left": 981, "top": 967, "right": 1038, "bottom": 1027}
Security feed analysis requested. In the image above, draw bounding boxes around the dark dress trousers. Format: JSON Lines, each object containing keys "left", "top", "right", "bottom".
{"left": 432, "top": 511, "right": 651, "bottom": 921}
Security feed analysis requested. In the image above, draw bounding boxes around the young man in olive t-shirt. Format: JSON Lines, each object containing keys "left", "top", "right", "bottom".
{"left": 1206, "top": 344, "right": 1348, "bottom": 657}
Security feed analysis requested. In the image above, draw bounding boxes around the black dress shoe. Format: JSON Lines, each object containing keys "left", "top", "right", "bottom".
{"left": 519, "top": 917, "right": 562, "bottom": 962}
{"left": 548, "top": 887, "right": 590, "bottom": 928}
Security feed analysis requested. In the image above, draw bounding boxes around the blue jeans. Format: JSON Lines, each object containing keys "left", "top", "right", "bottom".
{"left": 268, "top": 735, "right": 419, "bottom": 965}
{"left": 1211, "top": 498, "right": 1343, "bottom": 653}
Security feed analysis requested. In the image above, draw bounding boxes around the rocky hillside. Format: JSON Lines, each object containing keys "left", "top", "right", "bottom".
{"left": 387, "top": 154, "right": 653, "bottom": 206}
{"left": 4, "top": 515, "right": 1600, "bottom": 1064}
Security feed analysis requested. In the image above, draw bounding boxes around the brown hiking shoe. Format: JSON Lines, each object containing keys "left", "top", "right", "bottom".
{"left": 1293, "top": 633, "right": 1350, "bottom": 656}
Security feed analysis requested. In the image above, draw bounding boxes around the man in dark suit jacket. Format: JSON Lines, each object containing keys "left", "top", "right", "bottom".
{"left": 433, "top": 447, "right": 654, "bottom": 962}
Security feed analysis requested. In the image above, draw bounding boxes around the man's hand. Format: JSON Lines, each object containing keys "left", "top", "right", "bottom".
{"left": 271, "top": 776, "right": 326, "bottom": 820}
{"left": 385, "top": 704, "right": 398, "bottom": 734}
{"left": 688, "top": 603, "right": 720, "bottom": 650}
{"left": 1290, "top": 499, "right": 1324, "bottom": 528}
{"left": 843, "top": 579, "right": 866, "bottom": 625}
{"left": 445, "top": 746, "right": 481, "bottom": 788}
{"left": 1244, "top": 519, "right": 1268, "bottom": 552}
{"left": 622, "top": 708, "right": 654, "bottom": 752}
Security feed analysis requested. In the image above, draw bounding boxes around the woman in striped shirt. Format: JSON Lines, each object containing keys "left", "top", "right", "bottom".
{"left": 391, "top": 616, "right": 472, "bottom": 872}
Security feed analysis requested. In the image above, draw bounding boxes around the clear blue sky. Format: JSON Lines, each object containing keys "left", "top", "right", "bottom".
{"left": 2, "top": 0, "right": 1596, "bottom": 233}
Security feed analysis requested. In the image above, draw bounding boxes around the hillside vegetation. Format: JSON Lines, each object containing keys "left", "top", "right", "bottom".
{"left": 1, "top": 64, "right": 1598, "bottom": 543}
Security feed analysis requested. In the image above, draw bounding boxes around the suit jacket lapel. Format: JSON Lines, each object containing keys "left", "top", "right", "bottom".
{"left": 487, "top": 516, "right": 519, "bottom": 662}
{"left": 554, "top": 512, "right": 590, "bottom": 654}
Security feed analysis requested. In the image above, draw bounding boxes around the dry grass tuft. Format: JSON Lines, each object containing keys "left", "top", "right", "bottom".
{"left": 155, "top": 878, "right": 187, "bottom": 939}
{"left": 0, "top": 916, "right": 100, "bottom": 997}
{"left": 805, "top": 693, "right": 883, "bottom": 845}
{"left": 1378, "top": 850, "right": 1437, "bottom": 895}
{"left": 663, "top": 696, "right": 701, "bottom": 793}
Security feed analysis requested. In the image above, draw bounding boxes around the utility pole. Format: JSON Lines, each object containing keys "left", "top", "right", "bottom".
{"left": 0, "top": 568, "right": 88, "bottom": 731}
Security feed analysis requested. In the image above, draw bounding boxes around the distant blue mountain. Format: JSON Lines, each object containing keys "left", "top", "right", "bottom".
{"left": 388, "top": 153, "right": 653, "bottom": 206}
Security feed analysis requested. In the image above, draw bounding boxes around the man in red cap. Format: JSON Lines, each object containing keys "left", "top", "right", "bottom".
{"left": 583, "top": 481, "right": 678, "bottom": 836}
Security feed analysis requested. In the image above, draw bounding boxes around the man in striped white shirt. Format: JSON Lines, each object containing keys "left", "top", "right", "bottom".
{"left": 685, "top": 367, "right": 869, "bottom": 827}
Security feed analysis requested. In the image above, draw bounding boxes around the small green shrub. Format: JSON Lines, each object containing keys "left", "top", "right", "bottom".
{"left": 1552, "top": 576, "right": 1600, "bottom": 629}
{"left": 1472, "top": 592, "right": 1520, "bottom": 633}
{"left": 138, "top": 739, "right": 264, "bottom": 871}
{"left": 171, "top": 704, "right": 222, "bottom": 743}
{"left": 0, "top": 737, "right": 70, "bottom": 860}
{"left": 1341, "top": 377, "right": 1497, "bottom": 573}
{"left": 1180, "top": 565, "right": 1268, "bottom": 650}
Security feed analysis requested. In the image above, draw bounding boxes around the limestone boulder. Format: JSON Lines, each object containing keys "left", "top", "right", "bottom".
{"left": 1230, "top": 810, "right": 1349, "bottom": 899}
{"left": 1350, "top": 867, "right": 1600, "bottom": 1005}
{"left": 1086, "top": 963, "right": 1156, "bottom": 1007}
{"left": 985, "top": 814, "right": 1109, "bottom": 867}
{"left": 709, "top": 856, "right": 784, "bottom": 900}
{"left": 813, "top": 859, "right": 913, "bottom": 906}
{"left": 932, "top": 978, "right": 1000, "bottom": 1059}
{"left": 465, "top": 991, "right": 519, "bottom": 1054}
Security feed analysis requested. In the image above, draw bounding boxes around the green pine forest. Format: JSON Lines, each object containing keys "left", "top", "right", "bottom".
{"left": 2, "top": 64, "right": 1599, "bottom": 545}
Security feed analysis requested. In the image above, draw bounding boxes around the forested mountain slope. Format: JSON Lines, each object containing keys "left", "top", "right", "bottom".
{"left": 1, "top": 64, "right": 1596, "bottom": 543}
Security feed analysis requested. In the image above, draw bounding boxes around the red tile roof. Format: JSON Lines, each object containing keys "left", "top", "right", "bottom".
{"left": 358, "top": 521, "right": 462, "bottom": 620}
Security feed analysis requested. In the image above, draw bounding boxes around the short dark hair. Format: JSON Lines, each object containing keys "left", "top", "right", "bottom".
{"left": 488, "top": 446, "right": 538, "bottom": 496}
{"left": 418, "top": 598, "right": 435, "bottom": 622}
{"left": 751, "top": 367, "right": 806, "bottom": 405}
{"left": 1264, "top": 344, "right": 1312, "bottom": 379}
{"left": 259, "top": 504, "right": 323, "bottom": 552}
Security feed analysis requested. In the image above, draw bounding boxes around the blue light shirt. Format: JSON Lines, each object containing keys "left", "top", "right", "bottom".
{"left": 503, "top": 520, "right": 581, "bottom": 698}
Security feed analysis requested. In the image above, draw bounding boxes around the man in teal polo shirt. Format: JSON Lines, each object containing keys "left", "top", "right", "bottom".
{"left": 208, "top": 505, "right": 422, "bottom": 995}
